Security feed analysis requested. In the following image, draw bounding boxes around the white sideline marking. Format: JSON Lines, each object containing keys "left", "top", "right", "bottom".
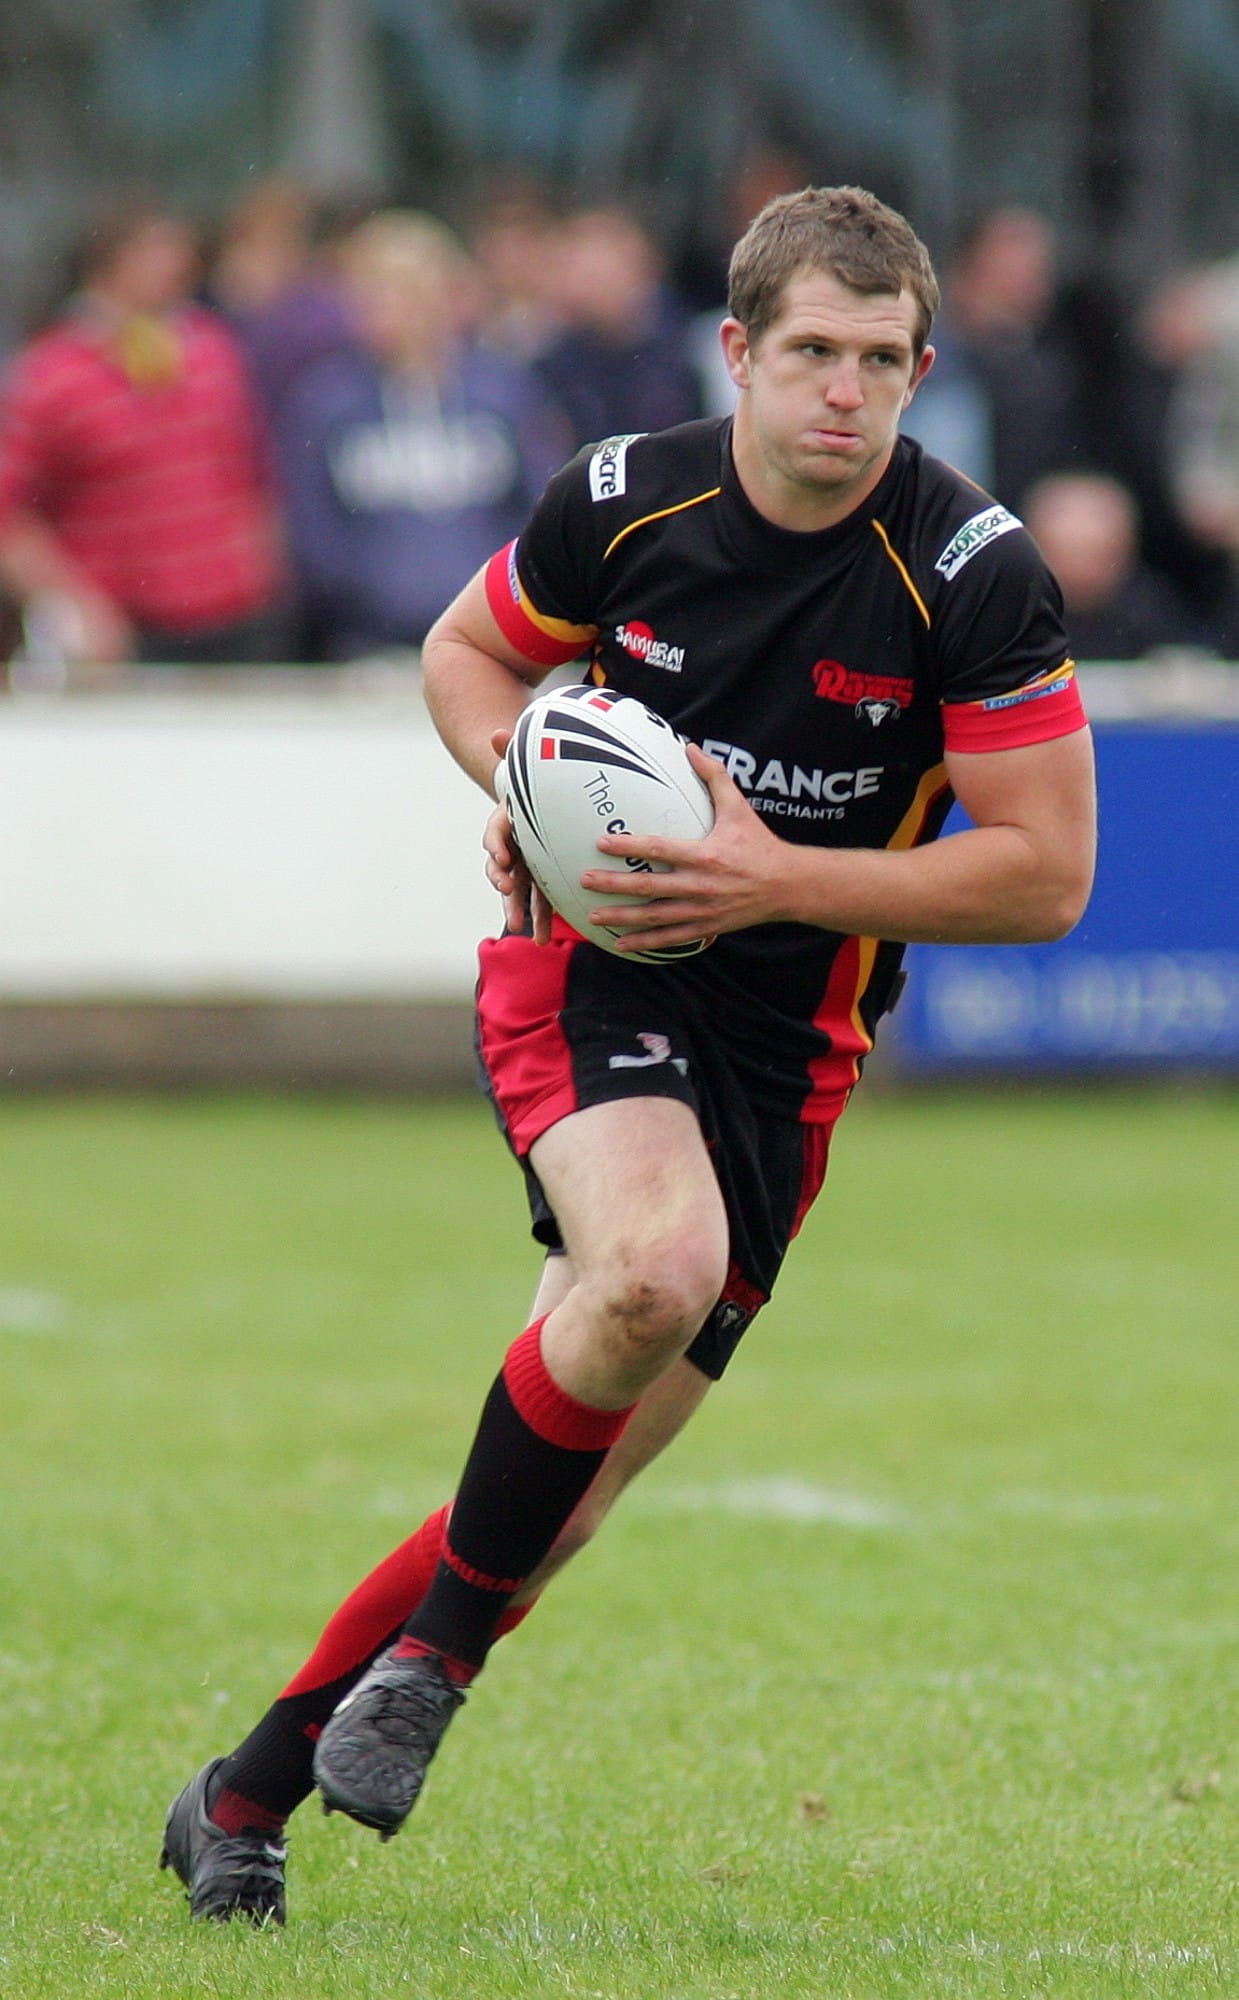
{"left": 634, "top": 1477, "right": 1184, "bottom": 1532}
{"left": 0, "top": 1286, "right": 69, "bottom": 1334}
{"left": 636, "top": 1477, "right": 911, "bottom": 1529}
{"left": 366, "top": 1473, "right": 1182, "bottom": 1535}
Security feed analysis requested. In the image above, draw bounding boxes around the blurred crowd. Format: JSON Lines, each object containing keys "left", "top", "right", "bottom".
{"left": 5, "top": 173, "right": 1239, "bottom": 672}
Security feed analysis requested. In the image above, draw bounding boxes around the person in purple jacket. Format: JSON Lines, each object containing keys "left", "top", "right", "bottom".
{"left": 535, "top": 203, "right": 703, "bottom": 451}
{"left": 274, "top": 211, "right": 573, "bottom": 660}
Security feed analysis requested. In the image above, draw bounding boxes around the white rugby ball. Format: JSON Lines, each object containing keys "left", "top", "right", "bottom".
{"left": 498, "top": 684, "right": 715, "bottom": 961}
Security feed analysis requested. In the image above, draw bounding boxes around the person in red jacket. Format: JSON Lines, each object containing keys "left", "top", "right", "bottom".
{"left": 0, "top": 197, "right": 290, "bottom": 667}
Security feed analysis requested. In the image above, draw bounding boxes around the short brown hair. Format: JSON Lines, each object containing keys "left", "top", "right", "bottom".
{"left": 727, "top": 185, "right": 940, "bottom": 359}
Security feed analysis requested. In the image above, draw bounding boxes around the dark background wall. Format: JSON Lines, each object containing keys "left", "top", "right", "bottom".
{"left": 2, "top": 0, "right": 1238, "bottom": 336}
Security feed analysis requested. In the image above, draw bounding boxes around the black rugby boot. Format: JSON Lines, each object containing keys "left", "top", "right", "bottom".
{"left": 159, "top": 1758, "right": 287, "bottom": 1925}
{"left": 312, "top": 1647, "right": 465, "bottom": 1839}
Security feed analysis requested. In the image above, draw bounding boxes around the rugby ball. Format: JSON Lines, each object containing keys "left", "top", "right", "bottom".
{"left": 498, "top": 684, "right": 715, "bottom": 961}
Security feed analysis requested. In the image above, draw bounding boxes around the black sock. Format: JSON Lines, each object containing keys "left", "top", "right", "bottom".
{"left": 399, "top": 1319, "right": 632, "bottom": 1677}
{"left": 209, "top": 1637, "right": 399, "bottom": 1825}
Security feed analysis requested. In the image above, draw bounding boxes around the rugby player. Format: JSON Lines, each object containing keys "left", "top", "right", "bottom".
{"left": 161, "top": 185, "right": 1095, "bottom": 1924}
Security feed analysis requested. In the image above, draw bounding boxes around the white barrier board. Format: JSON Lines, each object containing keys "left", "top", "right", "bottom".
{"left": 0, "top": 683, "right": 501, "bottom": 998}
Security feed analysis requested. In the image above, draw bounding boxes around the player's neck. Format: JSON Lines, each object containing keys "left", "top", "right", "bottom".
{"left": 730, "top": 408, "right": 894, "bottom": 534}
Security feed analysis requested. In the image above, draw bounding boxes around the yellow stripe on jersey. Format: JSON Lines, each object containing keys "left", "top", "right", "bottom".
{"left": 604, "top": 488, "right": 722, "bottom": 562}
{"left": 886, "top": 760, "right": 949, "bottom": 851}
{"left": 834, "top": 763, "right": 950, "bottom": 1073}
{"left": 870, "top": 519, "right": 931, "bottom": 629}
{"left": 847, "top": 935, "right": 881, "bottom": 1058}
{"left": 522, "top": 597, "right": 595, "bottom": 648}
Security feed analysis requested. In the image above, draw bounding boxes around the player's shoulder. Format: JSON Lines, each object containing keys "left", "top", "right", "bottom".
{"left": 557, "top": 417, "right": 727, "bottom": 518}
{"left": 886, "top": 437, "right": 1049, "bottom": 600}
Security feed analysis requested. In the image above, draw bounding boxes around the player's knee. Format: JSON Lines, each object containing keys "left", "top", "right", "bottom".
{"left": 593, "top": 1228, "right": 726, "bottom": 1356}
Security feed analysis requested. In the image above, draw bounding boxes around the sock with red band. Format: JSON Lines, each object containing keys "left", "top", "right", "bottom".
{"left": 398, "top": 1318, "right": 633, "bottom": 1679}
{"left": 206, "top": 1501, "right": 536, "bottom": 1827}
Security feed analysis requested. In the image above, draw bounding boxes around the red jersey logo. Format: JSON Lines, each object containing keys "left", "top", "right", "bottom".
{"left": 812, "top": 659, "right": 915, "bottom": 709}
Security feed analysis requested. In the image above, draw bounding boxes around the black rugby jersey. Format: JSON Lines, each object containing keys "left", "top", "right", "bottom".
{"left": 484, "top": 417, "right": 1087, "bottom": 1118}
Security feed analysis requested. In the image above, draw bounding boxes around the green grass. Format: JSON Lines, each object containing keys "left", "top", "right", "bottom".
{"left": 1, "top": 1087, "right": 1236, "bottom": 1998}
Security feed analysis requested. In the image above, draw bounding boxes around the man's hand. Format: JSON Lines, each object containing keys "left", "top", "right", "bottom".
{"left": 581, "top": 745, "right": 790, "bottom": 952}
{"left": 583, "top": 730, "right": 1095, "bottom": 952}
{"left": 483, "top": 727, "right": 554, "bottom": 942}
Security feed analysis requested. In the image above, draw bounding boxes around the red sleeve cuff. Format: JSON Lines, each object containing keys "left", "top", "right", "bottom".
{"left": 942, "top": 663, "right": 1088, "bottom": 752}
{"left": 484, "top": 542, "right": 596, "bottom": 668}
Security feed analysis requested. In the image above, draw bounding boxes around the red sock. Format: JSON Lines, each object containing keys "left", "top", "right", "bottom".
{"left": 278, "top": 1503, "right": 452, "bottom": 1699}
{"left": 212, "top": 1485, "right": 548, "bottom": 1824}
{"left": 208, "top": 1784, "right": 288, "bottom": 1838}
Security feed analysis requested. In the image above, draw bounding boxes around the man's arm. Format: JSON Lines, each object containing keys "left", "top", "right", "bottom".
{"left": 422, "top": 566, "right": 565, "bottom": 936}
{"left": 584, "top": 727, "right": 1097, "bottom": 951}
{"left": 0, "top": 506, "right": 135, "bottom": 664}
{"left": 421, "top": 566, "right": 554, "bottom": 796}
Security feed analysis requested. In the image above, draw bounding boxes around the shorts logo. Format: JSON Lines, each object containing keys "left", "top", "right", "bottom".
{"left": 934, "top": 505, "right": 1021, "bottom": 581}
{"left": 615, "top": 620, "right": 685, "bottom": 672}
{"left": 588, "top": 433, "right": 644, "bottom": 502}
{"left": 812, "top": 659, "right": 914, "bottom": 721}
{"left": 608, "top": 1030, "right": 688, "bottom": 1075}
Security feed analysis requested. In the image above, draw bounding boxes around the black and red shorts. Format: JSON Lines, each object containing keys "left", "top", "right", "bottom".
{"left": 475, "top": 927, "right": 848, "bottom": 1379}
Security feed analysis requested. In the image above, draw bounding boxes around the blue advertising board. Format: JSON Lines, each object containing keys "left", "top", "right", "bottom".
{"left": 891, "top": 723, "right": 1239, "bottom": 1069}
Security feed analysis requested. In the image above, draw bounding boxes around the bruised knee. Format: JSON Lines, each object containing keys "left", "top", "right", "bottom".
{"left": 590, "top": 1232, "right": 727, "bottom": 1363}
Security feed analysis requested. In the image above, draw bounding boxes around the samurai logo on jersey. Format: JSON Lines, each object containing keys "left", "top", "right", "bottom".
{"left": 813, "top": 659, "right": 913, "bottom": 724}
{"left": 615, "top": 620, "right": 685, "bottom": 672}
{"left": 588, "top": 433, "right": 644, "bottom": 502}
{"left": 934, "top": 504, "right": 1021, "bottom": 581}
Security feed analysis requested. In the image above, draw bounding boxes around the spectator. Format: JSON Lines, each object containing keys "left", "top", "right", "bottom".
{"left": 274, "top": 210, "right": 571, "bottom": 661}
{"left": 206, "top": 179, "right": 367, "bottom": 426}
{"left": 907, "top": 206, "right": 1082, "bottom": 507}
{"left": 897, "top": 317, "right": 993, "bottom": 487}
{"left": 1065, "top": 265, "right": 1237, "bottom": 626}
{"left": 0, "top": 195, "right": 289, "bottom": 666}
{"left": 682, "top": 150, "right": 815, "bottom": 417}
{"left": 535, "top": 203, "right": 702, "bottom": 449}
{"left": 467, "top": 177, "right": 566, "bottom": 367}
{"left": 1163, "top": 260, "right": 1239, "bottom": 603}
{"left": 1023, "top": 471, "right": 1204, "bottom": 660}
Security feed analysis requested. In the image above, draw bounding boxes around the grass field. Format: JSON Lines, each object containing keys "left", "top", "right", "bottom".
{"left": 1, "top": 1086, "right": 1236, "bottom": 1999}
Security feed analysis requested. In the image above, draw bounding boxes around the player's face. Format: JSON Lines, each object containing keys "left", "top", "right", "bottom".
{"left": 723, "top": 271, "right": 934, "bottom": 530}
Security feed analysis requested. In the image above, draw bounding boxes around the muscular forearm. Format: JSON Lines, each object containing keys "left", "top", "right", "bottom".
{"left": 776, "top": 821, "right": 1090, "bottom": 944}
{"left": 590, "top": 732, "right": 1096, "bottom": 955}
{"left": 773, "top": 728, "right": 1097, "bottom": 944}
{"left": 422, "top": 637, "right": 534, "bottom": 795}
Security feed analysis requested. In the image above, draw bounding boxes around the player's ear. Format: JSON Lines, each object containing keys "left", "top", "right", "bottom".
{"left": 720, "top": 317, "right": 753, "bottom": 392}
{"left": 903, "top": 343, "right": 935, "bottom": 407}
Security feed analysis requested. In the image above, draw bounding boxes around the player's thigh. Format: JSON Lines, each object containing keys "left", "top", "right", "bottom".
{"left": 528, "top": 1096, "right": 729, "bottom": 1295}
